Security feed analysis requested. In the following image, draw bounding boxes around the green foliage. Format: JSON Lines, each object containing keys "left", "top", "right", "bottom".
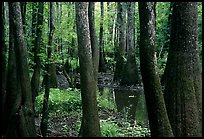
{"left": 35, "top": 88, "right": 82, "bottom": 114}
{"left": 157, "top": 52, "right": 168, "bottom": 76}
{"left": 100, "top": 119, "right": 120, "bottom": 137}
{"left": 69, "top": 58, "right": 80, "bottom": 70}
{"left": 119, "top": 124, "right": 150, "bottom": 137}
{"left": 155, "top": 2, "right": 171, "bottom": 76}
{"left": 105, "top": 56, "right": 115, "bottom": 71}
{"left": 100, "top": 116, "right": 150, "bottom": 137}
{"left": 35, "top": 87, "right": 150, "bottom": 137}
{"left": 97, "top": 88, "right": 116, "bottom": 111}
{"left": 156, "top": 2, "right": 171, "bottom": 51}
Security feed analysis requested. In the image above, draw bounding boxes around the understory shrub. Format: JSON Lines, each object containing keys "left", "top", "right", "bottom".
{"left": 35, "top": 88, "right": 82, "bottom": 114}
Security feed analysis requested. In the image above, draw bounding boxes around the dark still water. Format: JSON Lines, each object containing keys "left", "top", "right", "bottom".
{"left": 100, "top": 87, "right": 149, "bottom": 128}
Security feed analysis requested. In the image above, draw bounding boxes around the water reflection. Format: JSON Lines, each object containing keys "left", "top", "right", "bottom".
{"left": 98, "top": 86, "right": 149, "bottom": 127}
{"left": 114, "top": 90, "right": 141, "bottom": 124}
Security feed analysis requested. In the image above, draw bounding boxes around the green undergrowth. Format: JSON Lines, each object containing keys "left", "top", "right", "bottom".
{"left": 35, "top": 88, "right": 82, "bottom": 115}
{"left": 35, "top": 87, "right": 150, "bottom": 137}
{"left": 100, "top": 117, "right": 150, "bottom": 137}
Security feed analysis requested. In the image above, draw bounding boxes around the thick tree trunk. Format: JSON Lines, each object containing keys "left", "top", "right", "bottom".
{"left": 5, "top": 2, "right": 36, "bottom": 137}
{"left": 2, "top": 3, "right": 7, "bottom": 135}
{"left": 138, "top": 2, "right": 173, "bottom": 137}
{"left": 40, "top": 2, "right": 55, "bottom": 137}
{"left": 88, "top": 2, "right": 99, "bottom": 82}
{"left": 164, "top": 2, "right": 202, "bottom": 137}
{"left": 75, "top": 2, "right": 101, "bottom": 137}
{"left": 31, "top": 2, "right": 44, "bottom": 106}
{"left": 20, "top": 2, "right": 26, "bottom": 32}
{"left": 5, "top": 17, "right": 19, "bottom": 136}
{"left": 120, "top": 2, "right": 140, "bottom": 86}
{"left": 114, "top": 2, "right": 126, "bottom": 81}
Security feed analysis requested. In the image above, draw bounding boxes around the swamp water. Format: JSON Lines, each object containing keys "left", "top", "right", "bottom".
{"left": 99, "top": 87, "right": 149, "bottom": 128}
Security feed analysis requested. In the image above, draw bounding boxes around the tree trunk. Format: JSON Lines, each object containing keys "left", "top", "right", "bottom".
{"left": 49, "top": 2, "right": 57, "bottom": 88}
{"left": 49, "top": 63, "right": 57, "bottom": 88}
{"left": 56, "top": 2, "right": 63, "bottom": 62}
{"left": 107, "top": 2, "right": 114, "bottom": 48}
{"left": 112, "top": 2, "right": 118, "bottom": 51}
{"left": 120, "top": 2, "right": 140, "bottom": 86}
{"left": 88, "top": 2, "right": 99, "bottom": 82}
{"left": 2, "top": 2, "right": 7, "bottom": 136}
{"left": 40, "top": 2, "right": 55, "bottom": 137}
{"left": 5, "top": 2, "right": 36, "bottom": 137}
{"left": 31, "top": 2, "right": 44, "bottom": 106}
{"left": 30, "top": 2, "right": 38, "bottom": 70}
{"left": 164, "top": 2, "right": 202, "bottom": 137}
{"left": 160, "top": 2, "right": 173, "bottom": 86}
{"left": 75, "top": 2, "right": 101, "bottom": 137}
{"left": 138, "top": 2, "right": 173, "bottom": 137}
{"left": 5, "top": 12, "right": 19, "bottom": 136}
{"left": 114, "top": 2, "right": 126, "bottom": 81}
{"left": 20, "top": 2, "right": 26, "bottom": 32}
{"left": 98, "top": 2, "right": 106, "bottom": 72}
{"left": 31, "top": 2, "right": 38, "bottom": 49}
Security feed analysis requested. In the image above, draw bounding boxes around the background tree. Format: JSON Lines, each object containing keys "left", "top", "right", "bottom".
{"left": 120, "top": 2, "right": 140, "bottom": 86}
{"left": 41, "top": 3, "right": 57, "bottom": 89}
{"left": 138, "top": 2, "right": 173, "bottom": 137}
{"left": 2, "top": 2, "right": 7, "bottom": 136}
{"left": 75, "top": 2, "right": 101, "bottom": 137}
{"left": 40, "top": 2, "right": 55, "bottom": 137}
{"left": 99, "top": 2, "right": 106, "bottom": 72}
{"left": 5, "top": 2, "right": 36, "bottom": 137}
{"left": 31, "top": 2, "right": 44, "bottom": 106}
{"left": 114, "top": 2, "right": 126, "bottom": 82}
{"left": 55, "top": 2, "right": 63, "bottom": 59}
{"left": 107, "top": 2, "right": 114, "bottom": 48}
{"left": 164, "top": 2, "right": 202, "bottom": 137}
{"left": 88, "top": 2, "right": 99, "bottom": 82}
{"left": 156, "top": 2, "right": 173, "bottom": 85}
{"left": 31, "top": 2, "right": 37, "bottom": 54}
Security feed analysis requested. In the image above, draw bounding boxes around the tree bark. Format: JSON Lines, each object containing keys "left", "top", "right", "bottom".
{"left": 20, "top": 2, "right": 26, "bottom": 32}
{"left": 88, "top": 2, "right": 99, "bottom": 82}
{"left": 49, "top": 2, "right": 57, "bottom": 88}
{"left": 2, "top": 0, "right": 7, "bottom": 115}
{"left": 75, "top": 2, "right": 101, "bottom": 137}
{"left": 114, "top": 2, "right": 126, "bottom": 81}
{"left": 5, "top": 2, "right": 36, "bottom": 137}
{"left": 164, "top": 2, "right": 202, "bottom": 137}
{"left": 99, "top": 2, "right": 106, "bottom": 72}
{"left": 31, "top": 2, "right": 44, "bottom": 106}
{"left": 40, "top": 2, "right": 55, "bottom": 137}
{"left": 120, "top": 2, "right": 140, "bottom": 86}
{"left": 138, "top": 2, "right": 173, "bottom": 137}
{"left": 31, "top": 2, "right": 38, "bottom": 49}
{"left": 2, "top": 2, "right": 7, "bottom": 136}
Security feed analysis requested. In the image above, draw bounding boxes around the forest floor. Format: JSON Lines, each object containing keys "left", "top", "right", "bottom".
{"left": 35, "top": 72, "right": 117, "bottom": 137}
{"left": 34, "top": 72, "right": 148, "bottom": 137}
{"left": 35, "top": 109, "right": 118, "bottom": 137}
